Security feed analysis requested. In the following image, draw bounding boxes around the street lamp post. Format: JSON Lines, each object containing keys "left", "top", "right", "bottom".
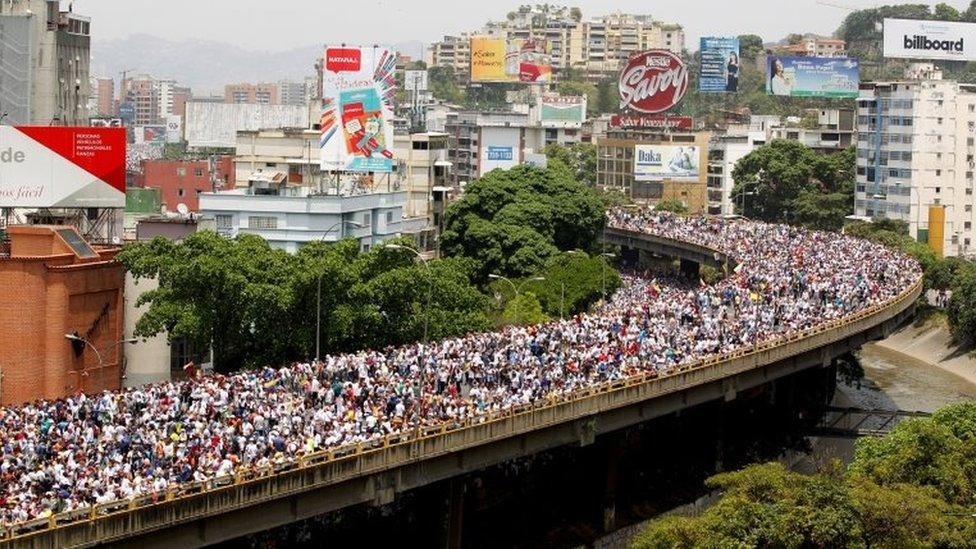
{"left": 600, "top": 252, "right": 616, "bottom": 300}
{"left": 64, "top": 335, "right": 137, "bottom": 391}
{"left": 489, "top": 274, "right": 546, "bottom": 322}
{"left": 315, "top": 220, "right": 364, "bottom": 362}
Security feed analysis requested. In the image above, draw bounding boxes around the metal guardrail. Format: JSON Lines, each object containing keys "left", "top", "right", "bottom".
{"left": 1, "top": 231, "right": 925, "bottom": 547}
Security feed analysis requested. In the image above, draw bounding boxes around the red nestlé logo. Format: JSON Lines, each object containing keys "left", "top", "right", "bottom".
{"left": 618, "top": 50, "right": 689, "bottom": 114}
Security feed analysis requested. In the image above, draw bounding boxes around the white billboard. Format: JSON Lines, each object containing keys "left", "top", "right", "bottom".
{"left": 634, "top": 145, "right": 700, "bottom": 182}
{"left": 165, "top": 115, "right": 183, "bottom": 144}
{"left": 884, "top": 18, "right": 976, "bottom": 61}
{"left": 185, "top": 102, "right": 310, "bottom": 149}
{"left": 0, "top": 127, "right": 126, "bottom": 208}
{"left": 479, "top": 126, "right": 522, "bottom": 177}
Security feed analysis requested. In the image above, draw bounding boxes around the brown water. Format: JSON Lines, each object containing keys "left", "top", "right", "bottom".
{"left": 847, "top": 343, "right": 976, "bottom": 413}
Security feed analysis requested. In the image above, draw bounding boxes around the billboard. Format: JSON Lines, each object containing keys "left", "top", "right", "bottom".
{"left": 0, "top": 126, "right": 126, "bottom": 208}
{"left": 884, "top": 18, "right": 976, "bottom": 62}
{"left": 165, "top": 115, "right": 183, "bottom": 144}
{"left": 619, "top": 50, "right": 689, "bottom": 114}
{"left": 90, "top": 117, "right": 124, "bottom": 128}
{"left": 539, "top": 95, "right": 586, "bottom": 127}
{"left": 139, "top": 126, "right": 167, "bottom": 144}
{"left": 321, "top": 46, "right": 396, "bottom": 173}
{"left": 479, "top": 126, "right": 521, "bottom": 176}
{"left": 634, "top": 145, "right": 700, "bottom": 182}
{"left": 700, "top": 37, "right": 740, "bottom": 93}
{"left": 766, "top": 56, "right": 859, "bottom": 98}
{"left": 470, "top": 37, "right": 552, "bottom": 83}
{"left": 610, "top": 115, "right": 693, "bottom": 130}
{"left": 185, "top": 102, "right": 309, "bottom": 149}
{"left": 404, "top": 70, "right": 428, "bottom": 92}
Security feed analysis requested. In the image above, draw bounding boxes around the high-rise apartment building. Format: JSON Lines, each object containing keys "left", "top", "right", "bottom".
{"left": 224, "top": 83, "right": 280, "bottom": 105}
{"left": 278, "top": 80, "right": 308, "bottom": 106}
{"left": 0, "top": 0, "right": 91, "bottom": 125}
{"left": 95, "top": 77, "right": 115, "bottom": 116}
{"left": 426, "top": 7, "right": 685, "bottom": 82}
{"left": 855, "top": 67, "right": 976, "bottom": 258}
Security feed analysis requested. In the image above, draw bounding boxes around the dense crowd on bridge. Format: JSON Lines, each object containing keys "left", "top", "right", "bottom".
{"left": 0, "top": 211, "right": 921, "bottom": 528}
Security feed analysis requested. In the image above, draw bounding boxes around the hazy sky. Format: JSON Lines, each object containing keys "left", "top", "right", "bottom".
{"left": 77, "top": 0, "right": 962, "bottom": 51}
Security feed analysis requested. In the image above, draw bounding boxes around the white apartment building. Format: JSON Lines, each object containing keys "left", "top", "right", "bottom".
{"left": 707, "top": 132, "right": 767, "bottom": 216}
{"left": 393, "top": 132, "right": 453, "bottom": 222}
{"left": 200, "top": 186, "right": 426, "bottom": 254}
{"left": 0, "top": 0, "right": 90, "bottom": 125}
{"left": 855, "top": 74, "right": 976, "bottom": 258}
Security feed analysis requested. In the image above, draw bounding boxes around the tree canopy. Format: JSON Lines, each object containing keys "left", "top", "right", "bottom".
{"left": 731, "top": 140, "right": 855, "bottom": 231}
{"left": 120, "top": 234, "right": 492, "bottom": 373}
{"left": 633, "top": 401, "right": 976, "bottom": 548}
{"left": 441, "top": 163, "right": 606, "bottom": 283}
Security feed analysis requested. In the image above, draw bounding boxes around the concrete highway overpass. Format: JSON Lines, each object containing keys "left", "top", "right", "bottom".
{"left": 4, "top": 226, "right": 923, "bottom": 548}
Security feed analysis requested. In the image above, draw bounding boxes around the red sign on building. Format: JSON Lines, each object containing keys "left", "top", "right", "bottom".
{"left": 618, "top": 50, "right": 689, "bottom": 114}
{"left": 325, "top": 47, "right": 363, "bottom": 73}
{"left": 610, "top": 115, "right": 694, "bottom": 130}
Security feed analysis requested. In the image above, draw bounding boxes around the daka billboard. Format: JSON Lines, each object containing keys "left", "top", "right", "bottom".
{"left": 0, "top": 126, "right": 126, "bottom": 208}
{"left": 321, "top": 46, "right": 396, "bottom": 173}
{"left": 634, "top": 145, "right": 700, "bottom": 182}
{"left": 766, "top": 56, "right": 859, "bottom": 98}
{"left": 470, "top": 37, "right": 552, "bottom": 83}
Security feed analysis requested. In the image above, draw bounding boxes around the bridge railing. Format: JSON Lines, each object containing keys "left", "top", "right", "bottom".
{"left": 3, "top": 244, "right": 924, "bottom": 546}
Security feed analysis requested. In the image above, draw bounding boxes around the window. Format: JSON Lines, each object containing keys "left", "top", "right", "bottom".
{"left": 215, "top": 215, "right": 233, "bottom": 229}
{"left": 363, "top": 212, "right": 372, "bottom": 227}
{"left": 967, "top": 205, "right": 973, "bottom": 213}
{"left": 195, "top": 168, "right": 204, "bottom": 177}
{"left": 938, "top": 117, "right": 943, "bottom": 125}
{"left": 176, "top": 167, "right": 186, "bottom": 177}
{"left": 967, "top": 222, "right": 973, "bottom": 231}
{"left": 247, "top": 216, "right": 277, "bottom": 230}
{"left": 936, "top": 170, "right": 942, "bottom": 177}
{"left": 386, "top": 211, "right": 393, "bottom": 224}
{"left": 936, "top": 187, "right": 942, "bottom": 193}
{"left": 177, "top": 188, "right": 185, "bottom": 197}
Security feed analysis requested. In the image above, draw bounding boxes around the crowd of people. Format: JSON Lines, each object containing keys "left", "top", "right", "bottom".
{"left": 0, "top": 211, "right": 922, "bottom": 529}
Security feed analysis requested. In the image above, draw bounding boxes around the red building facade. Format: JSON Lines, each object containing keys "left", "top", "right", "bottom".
{"left": 0, "top": 226, "right": 125, "bottom": 406}
{"left": 139, "top": 157, "right": 234, "bottom": 212}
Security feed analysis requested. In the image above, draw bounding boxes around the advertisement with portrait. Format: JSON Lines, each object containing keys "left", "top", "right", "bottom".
{"left": 766, "top": 56, "right": 859, "bottom": 98}
{"left": 470, "top": 37, "right": 552, "bottom": 83}
{"left": 321, "top": 45, "right": 397, "bottom": 173}
{"left": 700, "top": 37, "right": 741, "bottom": 93}
{"left": 0, "top": 126, "right": 126, "bottom": 208}
{"left": 634, "top": 145, "right": 700, "bottom": 182}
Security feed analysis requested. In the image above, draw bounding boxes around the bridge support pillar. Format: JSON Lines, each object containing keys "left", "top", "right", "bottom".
{"left": 679, "top": 258, "right": 700, "bottom": 280}
{"left": 576, "top": 417, "right": 598, "bottom": 447}
{"left": 603, "top": 437, "right": 625, "bottom": 534}
{"left": 445, "top": 478, "right": 465, "bottom": 549}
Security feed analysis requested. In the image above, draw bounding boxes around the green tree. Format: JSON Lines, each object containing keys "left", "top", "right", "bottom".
{"left": 543, "top": 143, "right": 597, "bottom": 186}
{"left": 441, "top": 163, "right": 606, "bottom": 283}
{"left": 502, "top": 291, "right": 549, "bottom": 326}
{"left": 653, "top": 198, "right": 689, "bottom": 214}
{"left": 428, "top": 66, "right": 464, "bottom": 104}
{"left": 947, "top": 262, "right": 976, "bottom": 344}
{"left": 120, "top": 232, "right": 301, "bottom": 372}
{"left": 936, "top": 2, "right": 962, "bottom": 21}
{"left": 527, "top": 252, "right": 622, "bottom": 318}
{"left": 731, "top": 141, "right": 854, "bottom": 229}
{"left": 738, "top": 34, "right": 765, "bottom": 62}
